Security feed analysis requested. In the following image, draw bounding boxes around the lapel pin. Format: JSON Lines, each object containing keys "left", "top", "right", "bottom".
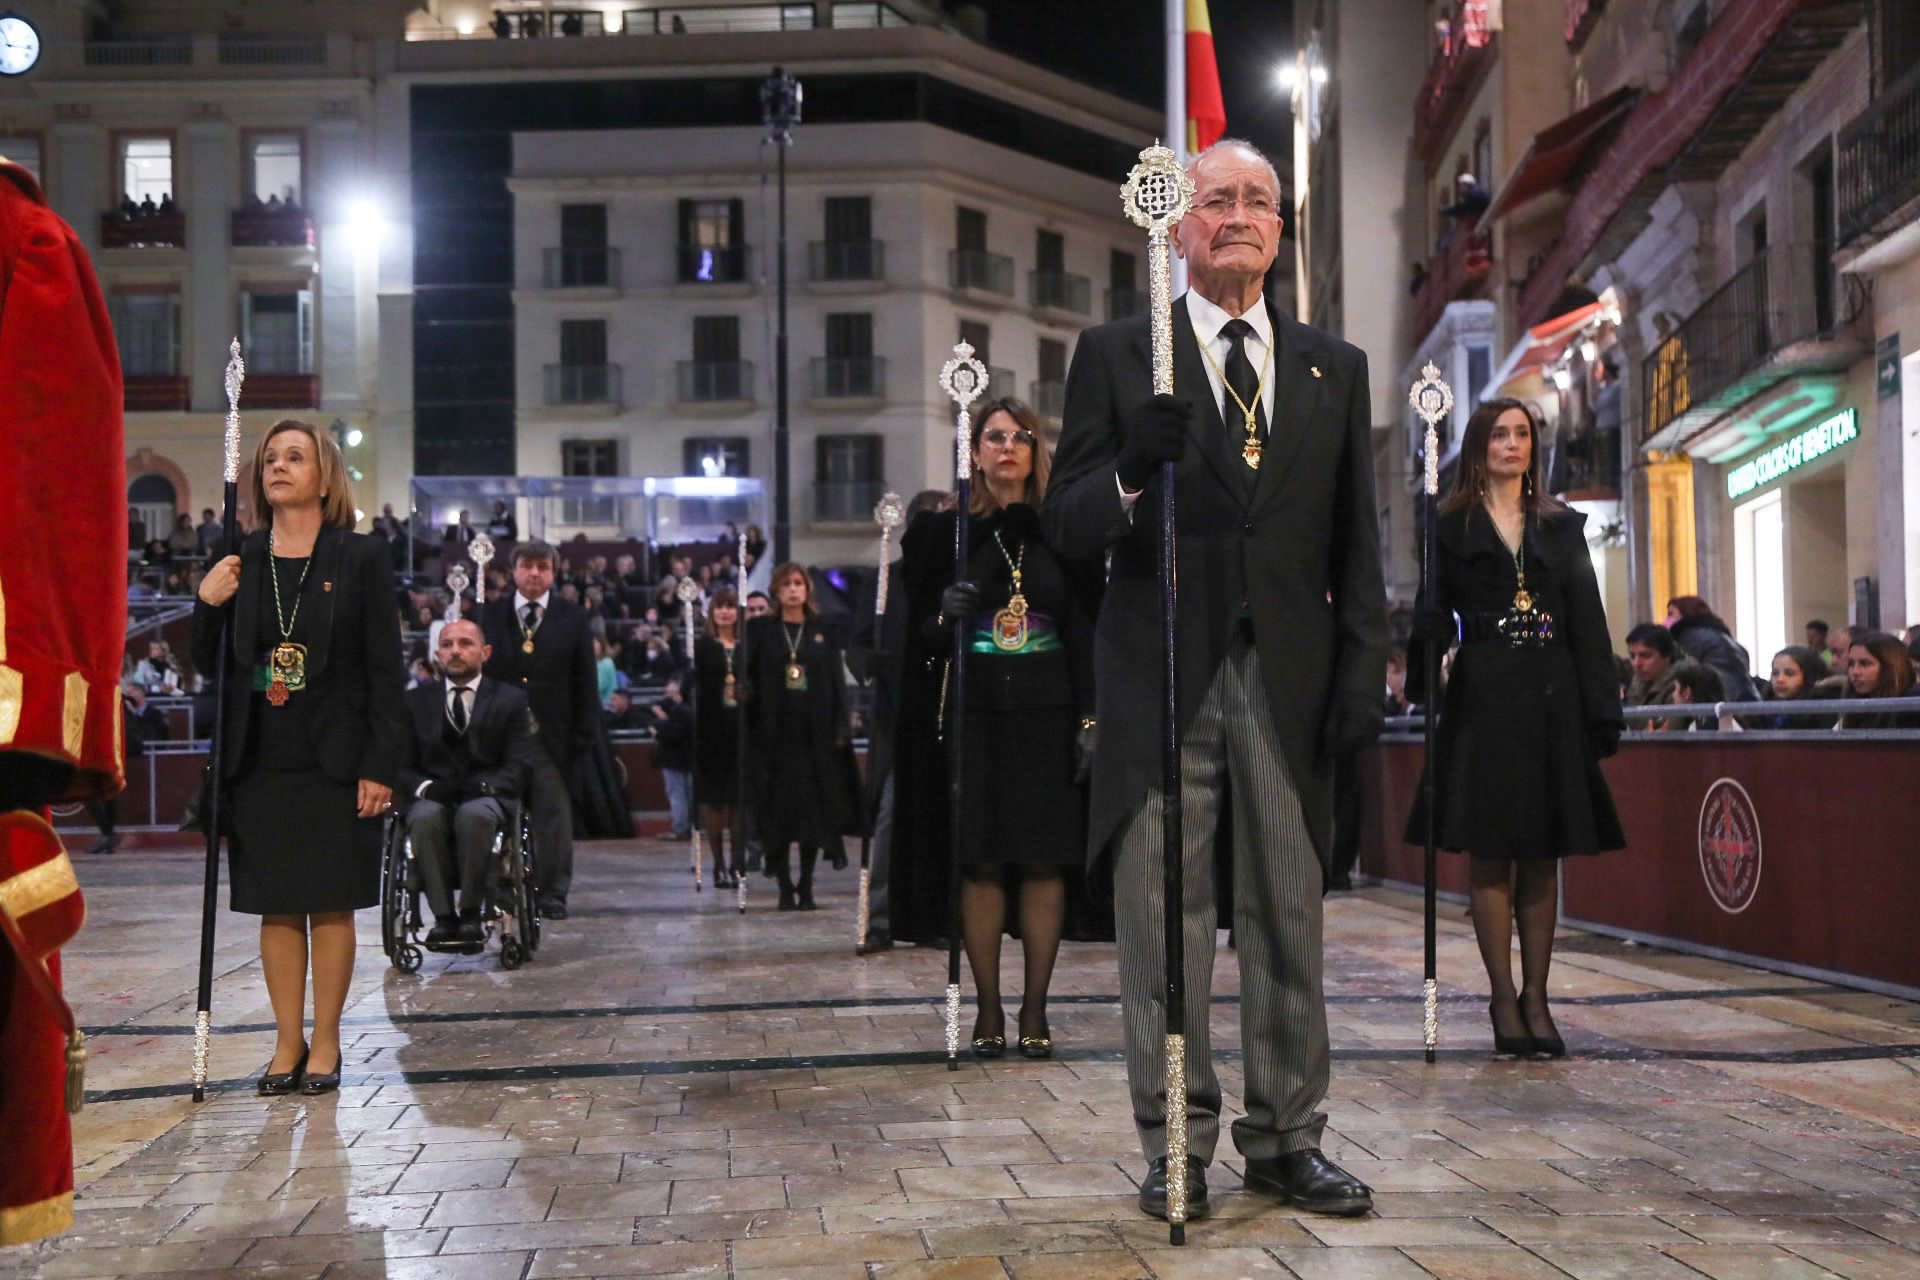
{"left": 1310, "top": 365, "right": 1323, "bottom": 379}
{"left": 323, "top": 581, "right": 333, "bottom": 592}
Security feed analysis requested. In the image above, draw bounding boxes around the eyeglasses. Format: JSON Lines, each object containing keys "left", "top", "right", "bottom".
{"left": 1192, "top": 193, "right": 1280, "bottom": 221}
{"left": 980, "top": 429, "right": 1036, "bottom": 449}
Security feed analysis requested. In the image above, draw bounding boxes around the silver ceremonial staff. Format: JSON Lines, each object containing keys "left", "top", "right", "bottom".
{"left": 679, "top": 575, "right": 704, "bottom": 893}
{"left": 859, "top": 492, "right": 905, "bottom": 951}
{"left": 1410, "top": 363, "right": 1454, "bottom": 1065}
{"left": 191, "top": 338, "right": 245, "bottom": 1102}
{"left": 735, "top": 525, "right": 749, "bottom": 914}
{"left": 1121, "top": 140, "right": 1195, "bottom": 1244}
{"left": 937, "top": 341, "right": 987, "bottom": 1071}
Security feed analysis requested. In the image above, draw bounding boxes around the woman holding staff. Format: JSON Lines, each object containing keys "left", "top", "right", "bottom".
{"left": 692, "top": 589, "right": 746, "bottom": 887}
{"left": 1406, "top": 399, "right": 1624, "bottom": 1060}
{"left": 192, "top": 419, "right": 406, "bottom": 1095}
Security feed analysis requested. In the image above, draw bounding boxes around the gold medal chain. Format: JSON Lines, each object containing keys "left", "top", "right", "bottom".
{"left": 268, "top": 530, "right": 314, "bottom": 640}
{"left": 1198, "top": 329, "right": 1273, "bottom": 448}
{"left": 992, "top": 530, "right": 1028, "bottom": 616}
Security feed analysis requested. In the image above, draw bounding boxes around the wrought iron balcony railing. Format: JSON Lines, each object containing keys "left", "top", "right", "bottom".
{"left": 543, "top": 247, "right": 621, "bottom": 289}
{"left": 949, "top": 249, "right": 1014, "bottom": 295}
{"left": 1838, "top": 64, "right": 1920, "bottom": 248}
{"left": 676, "top": 359, "right": 753, "bottom": 403}
{"left": 807, "top": 240, "right": 885, "bottom": 282}
{"left": 808, "top": 356, "right": 885, "bottom": 400}
{"left": 1029, "top": 271, "right": 1091, "bottom": 314}
{"left": 543, "top": 362, "right": 622, "bottom": 406}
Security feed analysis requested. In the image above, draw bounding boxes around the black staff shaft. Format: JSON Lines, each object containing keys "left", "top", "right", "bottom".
{"left": 1421, "top": 492, "right": 1439, "bottom": 1065}
{"left": 1159, "top": 462, "right": 1186, "bottom": 1244}
{"left": 191, "top": 478, "right": 238, "bottom": 1102}
{"left": 945, "top": 482, "right": 970, "bottom": 1071}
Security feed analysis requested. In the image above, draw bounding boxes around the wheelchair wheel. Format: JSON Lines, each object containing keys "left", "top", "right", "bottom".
{"left": 379, "top": 818, "right": 409, "bottom": 965}
{"left": 394, "top": 942, "right": 423, "bottom": 974}
{"left": 500, "top": 937, "right": 527, "bottom": 970}
{"left": 518, "top": 807, "right": 542, "bottom": 953}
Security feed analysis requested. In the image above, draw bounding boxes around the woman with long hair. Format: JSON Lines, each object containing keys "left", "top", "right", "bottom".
{"left": 692, "top": 588, "right": 745, "bottom": 886}
{"left": 1836, "top": 631, "right": 1919, "bottom": 729}
{"left": 1665, "top": 595, "right": 1757, "bottom": 703}
{"left": 1749, "top": 646, "right": 1833, "bottom": 730}
{"left": 890, "top": 397, "right": 1102, "bottom": 1058}
{"left": 746, "top": 565, "right": 857, "bottom": 909}
{"left": 192, "top": 420, "right": 406, "bottom": 1095}
{"left": 1406, "top": 399, "right": 1624, "bottom": 1059}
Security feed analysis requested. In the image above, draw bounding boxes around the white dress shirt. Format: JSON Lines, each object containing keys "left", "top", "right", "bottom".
{"left": 1118, "top": 290, "right": 1275, "bottom": 512}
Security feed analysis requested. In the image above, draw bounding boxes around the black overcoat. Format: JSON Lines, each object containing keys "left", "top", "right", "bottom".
{"left": 743, "top": 615, "right": 860, "bottom": 848}
{"left": 1405, "top": 506, "right": 1625, "bottom": 859}
{"left": 1042, "top": 294, "right": 1389, "bottom": 873}
{"left": 192, "top": 527, "right": 407, "bottom": 787}
{"left": 395, "top": 678, "right": 539, "bottom": 802}
{"left": 479, "top": 594, "right": 598, "bottom": 770}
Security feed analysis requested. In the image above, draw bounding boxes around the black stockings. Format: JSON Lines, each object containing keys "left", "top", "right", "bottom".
{"left": 699, "top": 804, "right": 740, "bottom": 876}
{"left": 771, "top": 844, "right": 819, "bottom": 908}
{"left": 1468, "top": 857, "right": 1561, "bottom": 1043}
{"left": 961, "top": 868, "right": 1065, "bottom": 1040}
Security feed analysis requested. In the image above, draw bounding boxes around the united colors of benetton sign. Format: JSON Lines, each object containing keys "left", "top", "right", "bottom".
{"left": 1726, "top": 408, "right": 1858, "bottom": 500}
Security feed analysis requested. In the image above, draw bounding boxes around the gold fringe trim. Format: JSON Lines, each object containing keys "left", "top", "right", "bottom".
{"left": 0, "top": 1190, "right": 73, "bottom": 1247}
{"left": 61, "top": 672, "right": 87, "bottom": 759}
{"left": 0, "top": 663, "right": 18, "bottom": 746}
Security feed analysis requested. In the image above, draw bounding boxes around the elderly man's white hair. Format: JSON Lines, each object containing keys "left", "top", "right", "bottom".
{"left": 1190, "top": 138, "right": 1282, "bottom": 197}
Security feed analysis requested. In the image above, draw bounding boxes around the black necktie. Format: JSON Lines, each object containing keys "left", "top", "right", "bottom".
{"left": 449, "top": 685, "right": 470, "bottom": 734}
{"left": 522, "top": 601, "right": 541, "bottom": 632}
{"left": 1220, "top": 318, "right": 1268, "bottom": 443}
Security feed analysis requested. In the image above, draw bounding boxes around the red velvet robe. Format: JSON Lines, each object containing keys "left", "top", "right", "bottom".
{"left": 0, "top": 158, "right": 124, "bottom": 1246}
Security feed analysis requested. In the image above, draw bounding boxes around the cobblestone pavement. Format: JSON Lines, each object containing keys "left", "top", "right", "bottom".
{"left": 5, "top": 837, "right": 1919, "bottom": 1280}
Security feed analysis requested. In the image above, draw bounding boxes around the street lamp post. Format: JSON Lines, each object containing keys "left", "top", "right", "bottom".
{"left": 761, "top": 66, "right": 802, "bottom": 565}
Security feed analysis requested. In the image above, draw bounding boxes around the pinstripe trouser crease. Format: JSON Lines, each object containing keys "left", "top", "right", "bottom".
{"left": 1114, "top": 634, "right": 1330, "bottom": 1164}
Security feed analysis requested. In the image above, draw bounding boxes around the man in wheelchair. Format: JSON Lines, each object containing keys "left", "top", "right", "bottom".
{"left": 398, "top": 620, "right": 541, "bottom": 947}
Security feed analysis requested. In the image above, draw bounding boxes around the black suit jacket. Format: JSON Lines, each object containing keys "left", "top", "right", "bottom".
{"left": 1042, "top": 293, "right": 1388, "bottom": 870}
{"left": 396, "top": 678, "right": 540, "bottom": 802}
{"left": 479, "top": 594, "right": 598, "bottom": 768}
{"left": 191, "top": 528, "right": 408, "bottom": 786}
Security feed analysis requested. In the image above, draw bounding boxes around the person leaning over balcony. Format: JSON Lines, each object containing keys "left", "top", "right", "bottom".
{"left": 192, "top": 419, "right": 407, "bottom": 1097}
{"left": 1836, "top": 631, "right": 1920, "bottom": 730}
{"left": 1406, "top": 399, "right": 1625, "bottom": 1063}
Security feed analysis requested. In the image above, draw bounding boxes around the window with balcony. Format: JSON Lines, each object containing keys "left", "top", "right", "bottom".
{"left": 1108, "top": 248, "right": 1140, "bottom": 320}
{"left": 550, "top": 202, "right": 616, "bottom": 287}
{"left": 548, "top": 318, "right": 618, "bottom": 404}
{"left": 248, "top": 134, "right": 302, "bottom": 205}
{"left": 681, "top": 315, "right": 749, "bottom": 401}
{"left": 1030, "top": 230, "right": 1090, "bottom": 313}
{"left": 561, "top": 438, "right": 620, "bottom": 524}
{"left": 122, "top": 137, "right": 173, "bottom": 205}
{"left": 0, "top": 138, "right": 40, "bottom": 186}
{"left": 815, "top": 435, "right": 883, "bottom": 522}
{"left": 241, "top": 290, "right": 313, "bottom": 374}
{"left": 109, "top": 291, "right": 188, "bottom": 411}
{"left": 633, "top": 5, "right": 811, "bottom": 33}
{"left": 811, "top": 195, "right": 881, "bottom": 280}
{"left": 1032, "top": 338, "right": 1067, "bottom": 419}
{"left": 830, "top": 2, "right": 912, "bottom": 27}
{"left": 958, "top": 320, "right": 990, "bottom": 367}
{"left": 685, "top": 436, "right": 749, "bottom": 477}
{"left": 951, "top": 205, "right": 1012, "bottom": 294}
{"left": 678, "top": 197, "right": 745, "bottom": 283}
{"left": 815, "top": 312, "right": 880, "bottom": 398}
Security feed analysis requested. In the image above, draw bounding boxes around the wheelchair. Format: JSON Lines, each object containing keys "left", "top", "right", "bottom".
{"left": 379, "top": 799, "right": 542, "bottom": 972}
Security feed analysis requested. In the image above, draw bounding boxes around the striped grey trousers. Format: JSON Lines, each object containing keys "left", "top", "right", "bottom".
{"left": 1114, "top": 634, "right": 1329, "bottom": 1165}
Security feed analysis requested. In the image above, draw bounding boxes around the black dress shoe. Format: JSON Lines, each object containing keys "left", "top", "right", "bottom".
{"left": 855, "top": 935, "right": 893, "bottom": 956}
{"left": 456, "top": 917, "right": 486, "bottom": 945}
{"left": 258, "top": 1046, "right": 308, "bottom": 1096}
{"left": 1139, "top": 1155, "right": 1210, "bottom": 1221}
{"left": 1242, "top": 1149, "right": 1373, "bottom": 1216}
{"left": 425, "top": 919, "right": 459, "bottom": 946}
{"left": 300, "top": 1052, "right": 342, "bottom": 1095}
{"left": 539, "top": 899, "right": 569, "bottom": 920}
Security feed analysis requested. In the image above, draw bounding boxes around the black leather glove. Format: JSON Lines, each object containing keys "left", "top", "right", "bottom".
{"left": 1116, "top": 394, "right": 1192, "bottom": 491}
{"left": 938, "top": 582, "right": 981, "bottom": 628}
{"left": 1321, "top": 694, "right": 1385, "bottom": 759}
{"left": 422, "top": 779, "right": 460, "bottom": 806}
{"left": 1588, "top": 721, "right": 1622, "bottom": 760}
{"left": 1074, "top": 720, "right": 1096, "bottom": 784}
{"left": 1409, "top": 605, "right": 1455, "bottom": 652}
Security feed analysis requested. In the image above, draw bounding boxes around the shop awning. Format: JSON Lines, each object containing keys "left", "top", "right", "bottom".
{"left": 1485, "top": 87, "right": 1639, "bottom": 222}
{"left": 1489, "top": 299, "right": 1610, "bottom": 392}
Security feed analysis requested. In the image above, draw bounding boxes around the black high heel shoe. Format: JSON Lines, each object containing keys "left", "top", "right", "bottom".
{"left": 1017, "top": 1007, "right": 1053, "bottom": 1059}
{"left": 971, "top": 1012, "right": 1006, "bottom": 1059}
{"left": 1521, "top": 1004, "right": 1567, "bottom": 1060}
{"left": 1488, "top": 1002, "right": 1531, "bottom": 1060}
{"left": 299, "top": 1051, "right": 342, "bottom": 1095}
{"left": 258, "top": 1045, "right": 308, "bottom": 1096}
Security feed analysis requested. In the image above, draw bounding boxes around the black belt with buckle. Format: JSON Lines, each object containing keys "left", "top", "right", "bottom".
{"left": 1459, "top": 610, "right": 1560, "bottom": 648}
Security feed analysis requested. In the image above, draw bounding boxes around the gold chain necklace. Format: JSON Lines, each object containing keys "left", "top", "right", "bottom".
{"left": 990, "top": 529, "right": 1030, "bottom": 651}
{"left": 1490, "top": 511, "right": 1534, "bottom": 613}
{"left": 1199, "top": 327, "right": 1273, "bottom": 470}
{"left": 782, "top": 622, "right": 808, "bottom": 691}
{"left": 265, "top": 530, "right": 314, "bottom": 706}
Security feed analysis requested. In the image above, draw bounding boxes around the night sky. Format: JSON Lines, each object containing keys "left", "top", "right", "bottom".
{"left": 971, "top": 0, "right": 1296, "bottom": 185}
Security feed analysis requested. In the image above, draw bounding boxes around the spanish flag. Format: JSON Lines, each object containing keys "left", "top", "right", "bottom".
{"left": 1186, "top": 0, "right": 1227, "bottom": 153}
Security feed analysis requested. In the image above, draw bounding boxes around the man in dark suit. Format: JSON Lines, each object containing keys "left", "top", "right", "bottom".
{"left": 1044, "top": 139, "right": 1387, "bottom": 1221}
{"left": 481, "top": 539, "right": 598, "bottom": 918}
{"left": 398, "top": 620, "right": 540, "bottom": 946}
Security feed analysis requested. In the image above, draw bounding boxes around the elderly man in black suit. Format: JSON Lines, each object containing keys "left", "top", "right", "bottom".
{"left": 480, "top": 539, "right": 598, "bottom": 919}
{"left": 1044, "top": 138, "right": 1388, "bottom": 1221}
{"left": 399, "top": 619, "right": 540, "bottom": 946}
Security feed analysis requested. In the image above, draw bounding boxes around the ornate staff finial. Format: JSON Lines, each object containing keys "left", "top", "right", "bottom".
{"left": 444, "top": 563, "right": 470, "bottom": 623}
{"left": 222, "top": 338, "right": 246, "bottom": 484}
{"left": 939, "top": 343, "right": 990, "bottom": 481}
{"left": 676, "top": 576, "right": 702, "bottom": 661}
{"left": 1120, "top": 143, "right": 1195, "bottom": 398}
{"left": 1409, "top": 361, "right": 1454, "bottom": 499}
{"left": 469, "top": 532, "right": 496, "bottom": 576}
{"left": 872, "top": 492, "right": 904, "bottom": 617}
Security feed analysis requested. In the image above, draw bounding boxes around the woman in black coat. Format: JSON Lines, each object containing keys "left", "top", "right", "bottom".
{"left": 888, "top": 398, "right": 1104, "bottom": 1058}
{"left": 691, "top": 589, "right": 745, "bottom": 885}
{"left": 1666, "top": 596, "right": 1757, "bottom": 703}
{"left": 192, "top": 420, "right": 406, "bottom": 1096}
{"left": 1407, "top": 399, "right": 1624, "bottom": 1060}
{"left": 745, "top": 566, "right": 857, "bottom": 910}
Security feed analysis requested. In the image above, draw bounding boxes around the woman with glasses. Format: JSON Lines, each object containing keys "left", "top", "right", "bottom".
{"left": 888, "top": 398, "right": 1103, "bottom": 1058}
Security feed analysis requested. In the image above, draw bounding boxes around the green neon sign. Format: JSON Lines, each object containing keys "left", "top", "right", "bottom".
{"left": 1726, "top": 408, "right": 1858, "bottom": 500}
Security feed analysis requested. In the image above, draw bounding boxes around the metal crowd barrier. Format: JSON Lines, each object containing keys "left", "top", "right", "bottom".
{"left": 1381, "top": 695, "right": 1920, "bottom": 742}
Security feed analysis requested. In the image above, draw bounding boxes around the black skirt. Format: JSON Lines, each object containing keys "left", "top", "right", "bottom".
{"left": 228, "top": 765, "right": 382, "bottom": 915}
